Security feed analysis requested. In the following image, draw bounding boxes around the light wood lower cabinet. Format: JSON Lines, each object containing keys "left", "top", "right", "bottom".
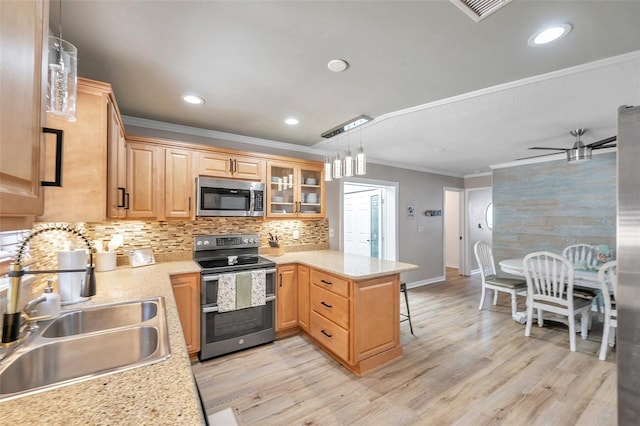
{"left": 276, "top": 264, "right": 298, "bottom": 332}
{"left": 297, "top": 265, "right": 310, "bottom": 332}
{"left": 171, "top": 272, "right": 201, "bottom": 355}
{"left": 307, "top": 268, "right": 402, "bottom": 376}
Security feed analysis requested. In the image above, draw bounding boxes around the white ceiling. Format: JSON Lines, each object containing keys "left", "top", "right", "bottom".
{"left": 54, "top": 0, "right": 640, "bottom": 177}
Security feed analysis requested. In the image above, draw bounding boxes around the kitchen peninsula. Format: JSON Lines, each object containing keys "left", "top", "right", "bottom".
{"left": 264, "top": 250, "right": 418, "bottom": 376}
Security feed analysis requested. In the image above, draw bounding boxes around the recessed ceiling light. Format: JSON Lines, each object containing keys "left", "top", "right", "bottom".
{"left": 327, "top": 59, "right": 349, "bottom": 73}
{"left": 434, "top": 147, "right": 445, "bottom": 152}
{"left": 528, "top": 23, "right": 572, "bottom": 46}
{"left": 284, "top": 117, "right": 299, "bottom": 125}
{"left": 182, "top": 94, "right": 205, "bottom": 105}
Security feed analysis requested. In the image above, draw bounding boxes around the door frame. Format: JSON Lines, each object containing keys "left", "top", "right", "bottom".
{"left": 443, "top": 187, "right": 465, "bottom": 277}
{"left": 340, "top": 177, "right": 399, "bottom": 260}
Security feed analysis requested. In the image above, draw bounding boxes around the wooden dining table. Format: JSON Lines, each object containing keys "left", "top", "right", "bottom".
{"left": 499, "top": 258, "right": 601, "bottom": 290}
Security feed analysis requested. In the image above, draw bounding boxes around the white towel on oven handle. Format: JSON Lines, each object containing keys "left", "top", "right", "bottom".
{"left": 217, "top": 273, "right": 236, "bottom": 312}
{"left": 251, "top": 270, "right": 266, "bottom": 307}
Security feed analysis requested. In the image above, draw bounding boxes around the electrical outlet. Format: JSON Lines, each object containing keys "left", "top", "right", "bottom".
{"left": 329, "top": 228, "right": 335, "bottom": 238}
{"left": 418, "top": 226, "right": 424, "bottom": 232}
{"left": 293, "top": 230, "right": 299, "bottom": 240}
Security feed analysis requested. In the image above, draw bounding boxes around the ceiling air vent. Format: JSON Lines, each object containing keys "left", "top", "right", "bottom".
{"left": 450, "top": 0, "right": 513, "bottom": 22}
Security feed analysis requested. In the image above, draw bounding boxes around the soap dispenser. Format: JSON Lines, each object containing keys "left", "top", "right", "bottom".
{"left": 37, "top": 279, "right": 61, "bottom": 319}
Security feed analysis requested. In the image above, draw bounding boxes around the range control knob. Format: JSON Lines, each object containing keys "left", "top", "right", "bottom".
{"left": 203, "top": 240, "right": 210, "bottom": 245}
{"left": 196, "top": 241, "right": 202, "bottom": 246}
{"left": 249, "top": 238, "right": 254, "bottom": 243}
{"left": 243, "top": 238, "right": 249, "bottom": 243}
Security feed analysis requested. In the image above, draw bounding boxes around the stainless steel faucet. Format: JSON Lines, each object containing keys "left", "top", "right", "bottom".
{"left": 1, "top": 224, "right": 97, "bottom": 345}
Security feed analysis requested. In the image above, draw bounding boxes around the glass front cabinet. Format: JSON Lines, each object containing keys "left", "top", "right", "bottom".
{"left": 267, "top": 161, "right": 324, "bottom": 218}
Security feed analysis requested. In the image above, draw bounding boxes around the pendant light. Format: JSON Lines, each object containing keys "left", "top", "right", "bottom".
{"left": 324, "top": 140, "right": 333, "bottom": 182}
{"left": 344, "top": 133, "right": 354, "bottom": 177}
{"left": 355, "top": 129, "right": 367, "bottom": 176}
{"left": 333, "top": 152, "right": 343, "bottom": 179}
{"left": 47, "top": 0, "right": 78, "bottom": 121}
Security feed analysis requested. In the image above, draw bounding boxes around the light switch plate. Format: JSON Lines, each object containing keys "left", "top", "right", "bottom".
{"left": 292, "top": 230, "right": 299, "bottom": 240}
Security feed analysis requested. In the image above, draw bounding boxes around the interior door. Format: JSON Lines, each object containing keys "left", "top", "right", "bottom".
{"left": 344, "top": 189, "right": 378, "bottom": 257}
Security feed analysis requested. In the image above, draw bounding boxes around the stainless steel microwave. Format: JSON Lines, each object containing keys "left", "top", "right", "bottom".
{"left": 196, "top": 177, "right": 265, "bottom": 217}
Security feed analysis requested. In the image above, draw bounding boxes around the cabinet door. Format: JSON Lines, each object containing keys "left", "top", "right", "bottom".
{"left": 267, "top": 162, "right": 297, "bottom": 218}
{"left": 197, "top": 151, "right": 232, "bottom": 178}
{"left": 39, "top": 83, "right": 108, "bottom": 222}
{"left": 165, "top": 147, "right": 193, "bottom": 219}
{"left": 107, "top": 97, "right": 127, "bottom": 218}
{"left": 276, "top": 264, "right": 298, "bottom": 331}
{"left": 171, "top": 273, "right": 201, "bottom": 355}
{"left": 0, "top": 0, "right": 47, "bottom": 229}
{"left": 297, "top": 265, "right": 310, "bottom": 332}
{"left": 353, "top": 275, "right": 399, "bottom": 362}
{"left": 230, "top": 155, "right": 264, "bottom": 181}
{"left": 298, "top": 163, "right": 324, "bottom": 218}
{"left": 126, "top": 142, "right": 162, "bottom": 218}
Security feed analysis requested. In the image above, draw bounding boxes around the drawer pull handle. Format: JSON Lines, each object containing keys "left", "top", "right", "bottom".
{"left": 321, "top": 301, "right": 332, "bottom": 308}
{"left": 321, "top": 329, "right": 332, "bottom": 338}
{"left": 320, "top": 279, "right": 332, "bottom": 285}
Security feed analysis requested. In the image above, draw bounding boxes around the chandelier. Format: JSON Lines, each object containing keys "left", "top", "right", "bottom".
{"left": 322, "top": 115, "right": 371, "bottom": 181}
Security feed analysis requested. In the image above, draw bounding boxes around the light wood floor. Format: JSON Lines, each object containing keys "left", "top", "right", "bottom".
{"left": 192, "top": 268, "right": 616, "bottom": 425}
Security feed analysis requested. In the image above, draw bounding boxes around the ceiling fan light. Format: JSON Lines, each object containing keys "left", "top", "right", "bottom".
{"left": 567, "top": 145, "right": 592, "bottom": 163}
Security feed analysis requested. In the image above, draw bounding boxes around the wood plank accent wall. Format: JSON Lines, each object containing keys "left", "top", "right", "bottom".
{"left": 492, "top": 152, "right": 616, "bottom": 264}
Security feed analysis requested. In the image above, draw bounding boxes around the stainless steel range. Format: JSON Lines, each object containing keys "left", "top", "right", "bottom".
{"left": 194, "top": 234, "right": 276, "bottom": 361}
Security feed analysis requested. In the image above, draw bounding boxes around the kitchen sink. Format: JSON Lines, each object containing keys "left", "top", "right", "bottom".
{"left": 0, "top": 297, "right": 171, "bottom": 401}
{"left": 42, "top": 299, "right": 159, "bottom": 338}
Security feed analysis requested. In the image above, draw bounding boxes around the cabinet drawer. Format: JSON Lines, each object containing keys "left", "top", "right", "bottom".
{"left": 310, "top": 311, "right": 349, "bottom": 362}
{"left": 311, "top": 284, "right": 349, "bottom": 329}
{"left": 311, "top": 269, "right": 349, "bottom": 298}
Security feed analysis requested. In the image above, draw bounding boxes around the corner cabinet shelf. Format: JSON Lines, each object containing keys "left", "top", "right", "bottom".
{"left": 266, "top": 161, "right": 325, "bottom": 219}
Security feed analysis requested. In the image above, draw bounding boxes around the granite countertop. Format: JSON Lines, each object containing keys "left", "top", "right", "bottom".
{"left": 1, "top": 261, "right": 205, "bottom": 426}
{"left": 262, "top": 250, "right": 418, "bottom": 279}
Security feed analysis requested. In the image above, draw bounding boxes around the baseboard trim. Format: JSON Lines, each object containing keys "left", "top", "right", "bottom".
{"left": 405, "top": 276, "right": 445, "bottom": 289}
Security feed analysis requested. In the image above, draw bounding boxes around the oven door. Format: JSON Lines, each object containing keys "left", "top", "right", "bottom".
{"left": 199, "top": 268, "right": 276, "bottom": 360}
{"left": 199, "top": 298, "right": 275, "bottom": 360}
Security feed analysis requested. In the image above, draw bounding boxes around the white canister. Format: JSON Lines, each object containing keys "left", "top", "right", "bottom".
{"left": 58, "top": 249, "right": 87, "bottom": 302}
{"left": 95, "top": 251, "right": 117, "bottom": 272}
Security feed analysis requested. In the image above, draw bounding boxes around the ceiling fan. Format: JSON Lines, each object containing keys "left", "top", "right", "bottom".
{"left": 519, "top": 129, "right": 617, "bottom": 162}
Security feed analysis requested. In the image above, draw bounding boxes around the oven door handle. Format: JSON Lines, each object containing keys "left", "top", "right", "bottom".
{"left": 202, "top": 294, "right": 275, "bottom": 313}
{"left": 202, "top": 268, "right": 277, "bottom": 282}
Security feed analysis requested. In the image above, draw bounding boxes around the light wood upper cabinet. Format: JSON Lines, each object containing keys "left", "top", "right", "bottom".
{"left": 170, "top": 272, "right": 201, "bottom": 356}
{"left": 197, "top": 150, "right": 264, "bottom": 181}
{"left": 126, "top": 141, "right": 163, "bottom": 219}
{"left": 165, "top": 147, "right": 193, "bottom": 219}
{"left": 107, "top": 97, "right": 127, "bottom": 218}
{"left": 276, "top": 264, "right": 298, "bottom": 331}
{"left": 267, "top": 161, "right": 324, "bottom": 219}
{"left": 124, "top": 138, "right": 194, "bottom": 220}
{"left": 0, "top": 0, "right": 48, "bottom": 231}
{"left": 38, "top": 79, "right": 113, "bottom": 223}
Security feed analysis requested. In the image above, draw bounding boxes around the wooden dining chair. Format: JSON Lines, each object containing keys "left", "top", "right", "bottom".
{"left": 562, "top": 244, "right": 599, "bottom": 270}
{"left": 523, "top": 251, "right": 592, "bottom": 352}
{"left": 474, "top": 241, "right": 527, "bottom": 318}
{"left": 598, "top": 260, "right": 617, "bottom": 360}
{"left": 562, "top": 243, "right": 602, "bottom": 321}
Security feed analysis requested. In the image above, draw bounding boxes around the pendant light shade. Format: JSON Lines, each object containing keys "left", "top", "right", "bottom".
{"left": 47, "top": 37, "right": 78, "bottom": 121}
{"left": 333, "top": 153, "right": 343, "bottom": 179}
{"left": 47, "top": 1, "right": 78, "bottom": 121}
{"left": 344, "top": 148, "right": 354, "bottom": 177}
{"left": 356, "top": 146, "right": 367, "bottom": 175}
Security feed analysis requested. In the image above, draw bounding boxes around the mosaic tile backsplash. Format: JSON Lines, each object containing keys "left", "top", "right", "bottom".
{"left": 32, "top": 218, "right": 329, "bottom": 267}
